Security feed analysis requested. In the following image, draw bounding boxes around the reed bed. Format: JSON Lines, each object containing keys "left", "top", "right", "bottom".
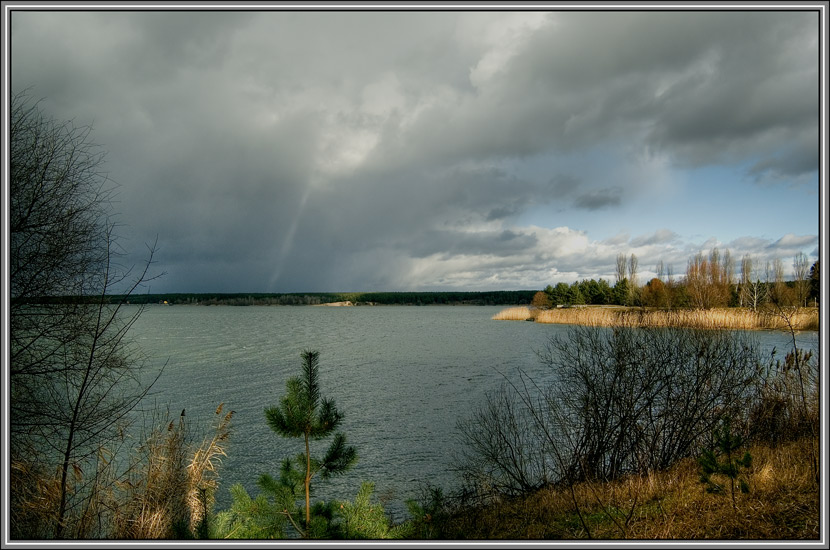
{"left": 491, "top": 306, "right": 535, "bottom": 321}
{"left": 494, "top": 306, "right": 819, "bottom": 331}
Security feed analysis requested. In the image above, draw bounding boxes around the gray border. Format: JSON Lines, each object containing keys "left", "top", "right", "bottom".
{"left": 1, "top": 2, "right": 827, "bottom": 549}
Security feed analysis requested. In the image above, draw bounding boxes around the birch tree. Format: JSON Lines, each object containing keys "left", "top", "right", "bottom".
{"left": 739, "top": 254, "right": 766, "bottom": 311}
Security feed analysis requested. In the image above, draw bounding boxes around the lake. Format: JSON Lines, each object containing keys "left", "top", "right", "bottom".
{"left": 126, "top": 304, "right": 818, "bottom": 522}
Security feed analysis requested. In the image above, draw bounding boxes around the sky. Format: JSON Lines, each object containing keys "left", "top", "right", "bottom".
{"left": 5, "top": 4, "right": 825, "bottom": 293}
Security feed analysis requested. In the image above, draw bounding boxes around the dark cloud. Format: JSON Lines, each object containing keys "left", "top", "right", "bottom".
{"left": 630, "top": 229, "right": 679, "bottom": 247}
{"left": 640, "top": 13, "right": 817, "bottom": 173}
{"left": 769, "top": 234, "right": 818, "bottom": 251}
{"left": 499, "top": 12, "right": 818, "bottom": 174}
{"left": 409, "top": 229, "right": 538, "bottom": 259}
{"left": 572, "top": 187, "right": 623, "bottom": 211}
{"left": 748, "top": 129, "right": 820, "bottom": 181}
{"left": 8, "top": 8, "right": 820, "bottom": 291}
{"left": 550, "top": 174, "right": 581, "bottom": 196}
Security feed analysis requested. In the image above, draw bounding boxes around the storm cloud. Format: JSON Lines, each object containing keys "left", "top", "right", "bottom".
{"left": 7, "top": 7, "right": 821, "bottom": 292}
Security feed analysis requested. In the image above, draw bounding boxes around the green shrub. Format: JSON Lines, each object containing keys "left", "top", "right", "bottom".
{"left": 211, "top": 483, "right": 287, "bottom": 539}
{"left": 333, "top": 482, "right": 403, "bottom": 539}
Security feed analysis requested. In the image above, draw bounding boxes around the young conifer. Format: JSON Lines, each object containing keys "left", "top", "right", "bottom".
{"left": 698, "top": 417, "right": 752, "bottom": 507}
{"left": 264, "top": 350, "right": 357, "bottom": 535}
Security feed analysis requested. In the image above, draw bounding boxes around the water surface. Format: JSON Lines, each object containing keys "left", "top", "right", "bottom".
{"left": 128, "top": 304, "right": 817, "bottom": 521}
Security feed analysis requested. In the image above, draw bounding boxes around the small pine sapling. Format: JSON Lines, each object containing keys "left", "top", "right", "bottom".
{"left": 698, "top": 417, "right": 752, "bottom": 507}
{"left": 264, "top": 350, "right": 357, "bottom": 537}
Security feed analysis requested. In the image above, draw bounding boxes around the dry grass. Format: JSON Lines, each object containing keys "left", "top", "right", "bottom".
{"left": 438, "top": 437, "right": 820, "bottom": 540}
{"left": 493, "top": 306, "right": 819, "bottom": 331}
{"left": 11, "top": 403, "right": 234, "bottom": 540}
{"left": 10, "top": 459, "right": 64, "bottom": 539}
{"left": 10, "top": 441, "right": 128, "bottom": 538}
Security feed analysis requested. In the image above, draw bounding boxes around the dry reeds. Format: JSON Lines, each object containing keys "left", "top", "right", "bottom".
{"left": 491, "top": 307, "right": 535, "bottom": 321}
{"left": 113, "top": 404, "right": 233, "bottom": 539}
{"left": 186, "top": 404, "right": 234, "bottom": 534}
{"left": 494, "top": 306, "right": 819, "bottom": 332}
{"left": 534, "top": 307, "right": 625, "bottom": 327}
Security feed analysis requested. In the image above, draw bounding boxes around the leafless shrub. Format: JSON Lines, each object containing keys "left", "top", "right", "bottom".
{"left": 458, "top": 326, "right": 762, "bottom": 497}
{"left": 10, "top": 90, "right": 164, "bottom": 539}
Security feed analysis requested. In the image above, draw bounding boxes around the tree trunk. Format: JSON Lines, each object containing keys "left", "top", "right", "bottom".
{"left": 304, "top": 432, "right": 311, "bottom": 530}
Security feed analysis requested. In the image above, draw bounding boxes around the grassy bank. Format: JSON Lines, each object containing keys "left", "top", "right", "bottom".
{"left": 493, "top": 306, "right": 819, "bottom": 331}
{"left": 431, "top": 436, "right": 819, "bottom": 539}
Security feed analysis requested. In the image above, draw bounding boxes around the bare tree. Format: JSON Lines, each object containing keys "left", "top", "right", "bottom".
{"left": 709, "top": 247, "right": 732, "bottom": 305}
{"left": 626, "top": 253, "right": 638, "bottom": 305}
{"left": 767, "top": 258, "right": 790, "bottom": 306}
{"left": 665, "top": 263, "right": 677, "bottom": 309}
{"left": 686, "top": 252, "right": 715, "bottom": 309}
{"left": 627, "top": 253, "right": 639, "bottom": 288}
{"left": 456, "top": 384, "right": 552, "bottom": 497}
{"left": 760, "top": 255, "right": 818, "bottom": 481}
{"left": 615, "top": 253, "right": 627, "bottom": 285}
{"left": 739, "top": 254, "right": 750, "bottom": 308}
{"left": 10, "top": 91, "right": 163, "bottom": 538}
{"left": 457, "top": 326, "right": 761, "bottom": 494}
{"left": 685, "top": 249, "right": 731, "bottom": 309}
{"left": 793, "top": 252, "right": 811, "bottom": 308}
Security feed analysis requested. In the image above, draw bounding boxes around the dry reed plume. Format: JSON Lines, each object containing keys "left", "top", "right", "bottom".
{"left": 493, "top": 306, "right": 818, "bottom": 331}
{"left": 186, "top": 404, "right": 234, "bottom": 532}
{"left": 113, "top": 403, "right": 233, "bottom": 539}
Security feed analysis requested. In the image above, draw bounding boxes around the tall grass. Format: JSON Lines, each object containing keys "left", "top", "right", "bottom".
{"left": 434, "top": 436, "right": 819, "bottom": 539}
{"left": 493, "top": 306, "right": 819, "bottom": 331}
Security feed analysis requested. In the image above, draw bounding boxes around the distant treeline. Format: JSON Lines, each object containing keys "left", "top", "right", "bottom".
{"left": 94, "top": 291, "right": 540, "bottom": 307}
